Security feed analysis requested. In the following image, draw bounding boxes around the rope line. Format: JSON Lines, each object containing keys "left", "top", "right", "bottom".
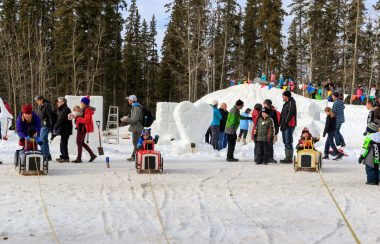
{"left": 32, "top": 144, "right": 61, "bottom": 244}
{"left": 148, "top": 170, "right": 170, "bottom": 244}
{"left": 318, "top": 171, "right": 361, "bottom": 244}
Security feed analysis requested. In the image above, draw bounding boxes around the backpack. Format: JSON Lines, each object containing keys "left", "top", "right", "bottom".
{"left": 141, "top": 107, "right": 155, "bottom": 127}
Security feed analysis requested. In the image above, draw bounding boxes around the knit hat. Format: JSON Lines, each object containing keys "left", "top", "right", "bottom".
{"left": 81, "top": 96, "right": 90, "bottom": 106}
{"left": 283, "top": 91, "right": 291, "bottom": 98}
{"left": 22, "top": 104, "right": 33, "bottom": 114}
{"left": 142, "top": 128, "right": 151, "bottom": 136}
{"left": 332, "top": 92, "right": 339, "bottom": 98}
{"left": 245, "top": 108, "right": 251, "bottom": 113}
{"left": 301, "top": 127, "right": 310, "bottom": 134}
{"left": 235, "top": 99, "right": 244, "bottom": 107}
{"left": 210, "top": 100, "right": 218, "bottom": 106}
{"left": 366, "top": 122, "right": 379, "bottom": 134}
{"left": 128, "top": 95, "right": 137, "bottom": 102}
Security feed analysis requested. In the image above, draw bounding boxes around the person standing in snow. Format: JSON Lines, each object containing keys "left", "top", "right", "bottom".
{"left": 331, "top": 92, "right": 346, "bottom": 148}
{"left": 225, "top": 99, "right": 244, "bottom": 162}
{"left": 72, "top": 96, "right": 97, "bottom": 163}
{"left": 218, "top": 103, "right": 229, "bottom": 150}
{"left": 0, "top": 97, "right": 13, "bottom": 164}
{"left": 53, "top": 97, "right": 73, "bottom": 162}
{"left": 238, "top": 108, "right": 252, "bottom": 145}
{"left": 254, "top": 108, "right": 275, "bottom": 165}
{"left": 16, "top": 104, "right": 41, "bottom": 148}
{"left": 251, "top": 103, "right": 262, "bottom": 162}
{"left": 279, "top": 91, "right": 297, "bottom": 163}
{"left": 121, "top": 95, "right": 143, "bottom": 161}
{"left": 358, "top": 122, "right": 380, "bottom": 185}
{"left": 35, "top": 95, "right": 55, "bottom": 161}
{"left": 323, "top": 107, "right": 343, "bottom": 160}
{"left": 210, "top": 100, "right": 222, "bottom": 150}
{"left": 263, "top": 99, "right": 280, "bottom": 163}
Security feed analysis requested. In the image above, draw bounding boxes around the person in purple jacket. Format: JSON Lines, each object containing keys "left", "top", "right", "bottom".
{"left": 16, "top": 104, "right": 41, "bottom": 147}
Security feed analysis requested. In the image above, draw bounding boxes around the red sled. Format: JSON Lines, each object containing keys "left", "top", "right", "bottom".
{"left": 135, "top": 142, "right": 163, "bottom": 174}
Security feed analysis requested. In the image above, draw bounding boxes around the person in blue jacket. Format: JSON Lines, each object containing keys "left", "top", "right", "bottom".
{"left": 238, "top": 108, "right": 252, "bottom": 145}
{"left": 16, "top": 104, "right": 41, "bottom": 147}
{"left": 210, "top": 100, "right": 222, "bottom": 150}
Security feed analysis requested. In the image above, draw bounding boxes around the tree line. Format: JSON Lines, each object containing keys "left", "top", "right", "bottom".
{"left": 0, "top": 0, "right": 379, "bottom": 117}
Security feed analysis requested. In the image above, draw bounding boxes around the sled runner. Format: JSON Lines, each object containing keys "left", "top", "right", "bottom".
{"left": 14, "top": 149, "right": 48, "bottom": 175}
{"left": 294, "top": 140, "right": 322, "bottom": 172}
{"left": 135, "top": 141, "right": 163, "bottom": 174}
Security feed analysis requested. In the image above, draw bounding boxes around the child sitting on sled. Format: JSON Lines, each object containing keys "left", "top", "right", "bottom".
{"left": 136, "top": 129, "right": 159, "bottom": 150}
{"left": 296, "top": 127, "right": 320, "bottom": 151}
{"left": 19, "top": 128, "right": 43, "bottom": 151}
{"left": 358, "top": 122, "right": 380, "bottom": 185}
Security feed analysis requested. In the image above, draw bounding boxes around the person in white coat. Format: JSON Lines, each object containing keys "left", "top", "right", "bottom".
{"left": 0, "top": 97, "right": 13, "bottom": 164}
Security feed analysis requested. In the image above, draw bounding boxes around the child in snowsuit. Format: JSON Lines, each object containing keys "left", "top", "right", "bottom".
{"left": 68, "top": 105, "right": 82, "bottom": 121}
{"left": 136, "top": 129, "right": 159, "bottom": 150}
{"left": 296, "top": 127, "right": 320, "bottom": 151}
{"left": 323, "top": 107, "right": 343, "bottom": 160}
{"left": 238, "top": 108, "right": 252, "bottom": 145}
{"left": 254, "top": 108, "right": 275, "bottom": 165}
{"left": 359, "top": 122, "right": 380, "bottom": 185}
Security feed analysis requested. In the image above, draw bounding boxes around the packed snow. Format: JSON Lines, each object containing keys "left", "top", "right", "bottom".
{"left": 0, "top": 84, "right": 379, "bottom": 244}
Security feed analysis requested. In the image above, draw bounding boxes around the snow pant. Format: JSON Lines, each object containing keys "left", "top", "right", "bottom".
{"left": 268, "top": 141, "right": 274, "bottom": 160}
{"left": 256, "top": 141, "right": 272, "bottom": 164}
{"left": 76, "top": 129, "right": 95, "bottom": 160}
{"left": 238, "top": 129, "right": 248, "bottom": 139}
{"left": 282, "top": 127, "right": 294, "bottom": 150}
{"left": 131, "top": 131, "right": 140, "bottom": 159}
{"left": 205, "top": 127, "right": 212, "bottom": 144}
{"left": 60, "top": 134, "right": 70, "bottom": 160}
{"left": 40, "top": 127, "right": 51, "bottom": 158}
{"left": 335, "top": 123, "right": 346, "bottom": 147}
{"left": 210, "top": 125, "right": 220, "bottom": 150}
{"left": 366, "top": 164, "right": 379, "bottom": 185}
{"left": 226, "top": 133, "right": 237, "bottom": 160}
{"left": 324, "top": 131, "right": 339, "bottom": 156}
{"left": 218, "top": 132, "right": 228, "bottom": 150}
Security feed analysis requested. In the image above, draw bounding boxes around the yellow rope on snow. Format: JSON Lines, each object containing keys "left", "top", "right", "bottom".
{"left": 318, "top": 171, "right": 361, "bottom": 244}
{"left": 148, "top": 170, "right": 170, "bottom": 244}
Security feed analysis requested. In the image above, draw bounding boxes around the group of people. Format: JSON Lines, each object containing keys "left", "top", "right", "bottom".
{"left": 15, "top": 96, "right": 97, "bottom": 163}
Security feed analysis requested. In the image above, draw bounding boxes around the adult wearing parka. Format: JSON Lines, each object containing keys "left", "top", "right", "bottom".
{"left": 122, "top": 95, "right": 143, "bottom": 161}
{"left": 332, "top": 92, "right": 346, "bottom": 147}
{"left": 35, "top": 95, "right": 55, "bottom": 160}
{"left": 16, "top": 104, "right": 41, "bottom": 147}
{"left": 210, "top": 100, "right": 222, "bottom": 150}
{"left": 53, "top": 97, "right": 73, "bottom": 162}
{"left": 218, "top": 103, "right": 229, "bottom": 149}
{"left": 225, "top": 99, "right": 244, "bottom": 162}
{"left": 279, "top": 91, "right": 297, "bottom": 163}
{"left": 72, "top": 96, "right": 96, "bottom": 163}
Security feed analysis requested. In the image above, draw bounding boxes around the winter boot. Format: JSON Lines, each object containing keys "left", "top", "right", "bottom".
{"left": 237, "top": 137, "right": 241, "bottom": 142}
{"left": 89, "top": 154, "right": 97, "bottom": 162}
{"left": 280, "top": 149, "right": 293, "bottom": 164}
{"left": 72, "top": 159, "right": 82, "bottom": 163}
{"left": 242, "top": 138, "right": 247, "bottom": 145}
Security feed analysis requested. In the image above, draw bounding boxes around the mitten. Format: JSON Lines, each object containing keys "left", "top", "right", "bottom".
{"left": 154, "top": 135, "right": 160, "bottom": 144}
{"left": 358, "top": 156, "right": 365, "bottom": 164}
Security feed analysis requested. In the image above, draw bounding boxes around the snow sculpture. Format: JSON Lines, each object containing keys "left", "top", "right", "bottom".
{"left": 154, "top": 102, "right": 180, "bottom": 144}
{"left": 0, "top": 97, "right": 13, "bottom": 139}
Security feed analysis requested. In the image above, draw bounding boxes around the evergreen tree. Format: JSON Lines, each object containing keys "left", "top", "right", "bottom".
{"left": 286, "top": 19, "right": 298, "bottom": 79}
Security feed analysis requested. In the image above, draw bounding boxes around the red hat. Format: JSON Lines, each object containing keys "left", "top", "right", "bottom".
{"left": 22, "top": 104, "right": 33, "bottom": 114}
{"left": 301, "top": 127, "right": 310, "bottom": 134}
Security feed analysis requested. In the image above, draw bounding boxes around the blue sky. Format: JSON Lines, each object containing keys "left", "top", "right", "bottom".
{"left": 133, "top": 0, "right": 379, "bottom": 52}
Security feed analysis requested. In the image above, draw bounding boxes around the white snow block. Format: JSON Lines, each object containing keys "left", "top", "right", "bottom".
{"left": 65, "top": 96, "right": 103, "bottom": 157}
{"left": 173, "top": 101, "right": 213, "bottom": 145}
{"left": 0, "top": 97, "right": 13, "bottom": 137}
{"left": 155, "top": 102, "right": 180, "bottom": 144}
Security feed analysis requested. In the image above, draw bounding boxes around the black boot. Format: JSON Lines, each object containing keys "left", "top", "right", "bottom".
{"left": 89, "top": 154, "right": 97, "bottom": 162}
{"left": 72, "top": 158, "right": 82, "bottom": 163}
{"left": 280, "top": 149, "right": 293, "bottom": 164}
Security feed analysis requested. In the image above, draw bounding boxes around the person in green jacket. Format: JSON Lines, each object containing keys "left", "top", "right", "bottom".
{"left": 359, "top": 122, "right": 380, "bottom": 185}
{"left": 225, "top": 99, "right": 244, "bottom": 162}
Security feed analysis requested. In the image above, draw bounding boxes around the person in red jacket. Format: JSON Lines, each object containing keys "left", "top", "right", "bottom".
{"left": 251, "top": 103, "right": 262, "bottom": 162}
{"left": 72, "top": 96, "right": 97, "bottom": 163}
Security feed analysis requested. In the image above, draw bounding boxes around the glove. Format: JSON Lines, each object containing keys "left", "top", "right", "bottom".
{"left": 36, "top": 137, "right": 43, "bottom": 146}
{"left": 154, "top": 135, "right": 159, "bottom": 144}
{"left": 363, "top": 131, "right": 367, "bottom": 136}
{"left": 358, "top": 157, "right": 365, "bottom": 164}
{"left": 253, "top": 135, "right": 257, "bottom": 143}
{"left": 280, "top": 124, "right": 287, "bottom": 132}
{"left": 323, "top": 133, "right": 326, "bottom": 138}
{"left": 2, "top": 136, "right": 8, "bottom": 141}
{"left": 26, "top": 136, "right": 31, "bottom": 142}
{"left": 120, "top": 116, "right": 129, "bottom": 123}
{"left": 136, "top": 144, "right": 142, "bottom": 150}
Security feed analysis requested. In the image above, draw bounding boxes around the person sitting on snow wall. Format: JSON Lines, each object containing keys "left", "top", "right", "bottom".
{"left": 136, "top": 129, "right": 159, "bottom": 151}
{"left": 296, "top": 127, "right": 320, "bottom": 151}
{"left": 19, "top": 127, "right": 43, "bottom": 151}
{"left": 358, "top": 122, "right": 380, "bottom": 185}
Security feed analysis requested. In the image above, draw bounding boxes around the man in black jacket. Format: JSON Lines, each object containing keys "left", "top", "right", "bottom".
{"left": 218, "top": 103, "right": 229, "bottom": 149}
{"left": 279, "top": 91, "right": 297, "bottom": 163}
{"left": 263, "top": 99, "right": 279, "bottom": 163}
{"left": 53, "top": 97, "right": 73, "bottom": 162}
{"left": 35, "top": 95, "right": 55, "bottom": 161}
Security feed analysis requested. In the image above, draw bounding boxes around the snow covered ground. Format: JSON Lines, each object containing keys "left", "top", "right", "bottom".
{"left": 1, "top": 85, "right": 380, "bottom": 243}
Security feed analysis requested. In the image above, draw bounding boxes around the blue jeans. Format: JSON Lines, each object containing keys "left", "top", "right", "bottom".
{"left": 218, "top": 132, "right": 228, "bottom": 150}
{"left": 324, "top": 131, "right": 339, "bottom": 155}
{"left": 282, "top": 127, "right": 294, "bottom": 149}
{"left": 365, "top": 164, "right": 379, "bottom": 184}
{"left": 335, "top": 123, "right": 346, "bottom": 147}
{"left": 40, "top": 127, "right": 51, "bottom": 158}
